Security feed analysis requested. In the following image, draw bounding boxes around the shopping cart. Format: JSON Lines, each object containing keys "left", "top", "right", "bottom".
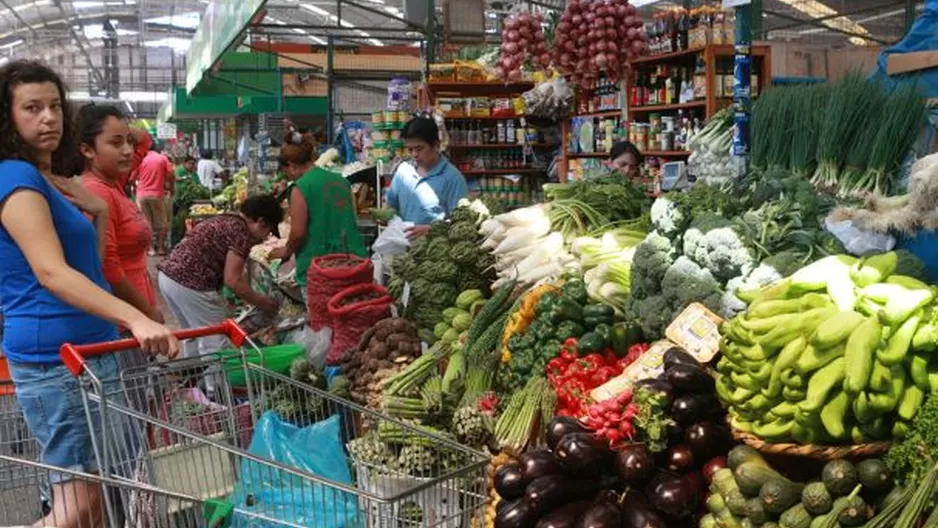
{"left": 58, "top": 320, "right": 489, "bottom": 528}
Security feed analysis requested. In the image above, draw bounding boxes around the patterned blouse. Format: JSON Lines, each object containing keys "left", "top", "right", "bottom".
{"left": 158, "top": 214, "right": 250, "bottom": 291}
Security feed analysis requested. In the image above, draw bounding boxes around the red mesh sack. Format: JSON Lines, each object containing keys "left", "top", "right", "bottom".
{"left": 306, "top": 254, "right": 374, "bottom": 330}
{"left": 326, "top": 283, "right": 393, "bottom": 365}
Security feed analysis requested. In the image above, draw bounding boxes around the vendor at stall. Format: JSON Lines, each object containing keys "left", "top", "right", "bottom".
{"left": 387, "top": 117, "right": 468, "bottom": 239}
{"left": 608, "top": 140, "right": 643, "bottom": 180}
{"left": 268, "top": 137, "right": 366, "bottom": 302}
{"left": 157, "top": 195, "right": 282, "bottom": 360}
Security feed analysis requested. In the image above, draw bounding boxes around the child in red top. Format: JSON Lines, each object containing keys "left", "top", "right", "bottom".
{"left": 76, "top": 104, "right": 162, "bottom": 323}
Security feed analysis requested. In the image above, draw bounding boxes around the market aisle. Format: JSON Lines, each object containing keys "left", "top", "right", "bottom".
{"left": 148, "top": 256, "right": 179, "bottom": 330}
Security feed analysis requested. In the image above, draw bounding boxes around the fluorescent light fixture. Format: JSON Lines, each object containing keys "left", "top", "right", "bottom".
{"left": 124, "top": 101, "right": 134, "bottom": 114}
{"left": 0, "top": 57, "right": 8, "bottom": 65}
{"left": 292, "top": 28, "right": 306, "bottom": 34}
{"left": 144, "top": 12, "right": 201, "bottom": 30}
{"left": 300, "top": 3, "right": 330, "bottom": 17}
{"left": 70, "top": 91, "right": 169, "bottom": 103}
{"left": 309, "top": 35, "right": 327, "bottom": 44}
{"left": 143, "top": 37, "right": 191, "bottom": 52}
{"left": 631, "top": 0, "right": 664, "bottom": 6}
{"left": 0, "top": 39, "right": 24, "bottom": 49}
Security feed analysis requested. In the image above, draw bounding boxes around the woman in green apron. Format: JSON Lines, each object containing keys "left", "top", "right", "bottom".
{"left": 269, "top": 138, "right": 367, "bottom": 303}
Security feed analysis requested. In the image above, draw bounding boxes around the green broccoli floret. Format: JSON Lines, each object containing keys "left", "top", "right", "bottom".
{"left": 650, "top": 197, "right": 688, "bottom": 237}
{"left": 630, "top": 231, "right": 677, "bottom": 297}
{"left": 449, "top": 207, "right": 480, "bottom": 226}
{"left": 628, "top": 295, "right": 673, "bottom": 340}
{"left": 387, "top": 278, "right": 405, "bottom": 300}
{"left": 448, "top": 221, "right": 479, "bottom": 243}
{"left": 409, "top": 236, "right": 430, "bottom": 258}
{"left": 661, "top": 256, "right": 723, "bottom": 315}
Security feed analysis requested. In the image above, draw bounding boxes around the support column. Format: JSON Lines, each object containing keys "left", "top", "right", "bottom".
{"left": 733, "top": 3, "right": 752, "bottom": 181}
{"left": 327, "top": 36, "right": 336, "bottom": 142}
{"left": 905, "top": 0, "right": 916, "bottom": 33}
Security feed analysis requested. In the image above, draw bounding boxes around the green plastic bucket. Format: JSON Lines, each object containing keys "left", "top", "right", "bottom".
{"left": 222, "top": 344, "right": 306, "bottom": 387}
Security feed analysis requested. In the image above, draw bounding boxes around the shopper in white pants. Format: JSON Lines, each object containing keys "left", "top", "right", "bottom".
{"left": 157, "top": 195, "right": 281, "bottom": 362}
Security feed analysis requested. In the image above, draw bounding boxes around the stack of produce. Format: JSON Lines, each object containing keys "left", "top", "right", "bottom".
{"left": 886, "top": 392, "right": 938, "bottom": 487}
{"left": 460, "top": 280, "right": 521, "bottom": 407}
{"left": 627, "top": 178, "right": 841, "bottom": 339}
{"left": 389, "top": 200, "right": 496, "bottom": 332}
{"left": 338, "top": 317, "right": 422, "bottom": 408}
{"left": 480, "top": 205, "right": 575, "bottom": 288}
{"left": 751, "top": 73, "right": 927, "bottom": 197}
{"left": 570, "top": 226, "right": 647, "bottom": 315}
{"left": 215, "top": 167, "right": 249, "bottom": 207}
{"left": 700, "top": 446, "right": 935, "bottom": 528}
{"left": 498, "top": 279, "right": 620, "bottom": 393}
{"left": 718, "top": 252, "right": 938, "bottom": 445}
{"left": 494, "top": 11, "right": 550, "bottom": 82}
{"left": 433, "top": 289, "right": 488, "bottom": 345}
{"left": 550, "top": 0, "right": 648, "bottom": 86}
{"left": 687, "top": 109, "right": 734, "bottom": 187}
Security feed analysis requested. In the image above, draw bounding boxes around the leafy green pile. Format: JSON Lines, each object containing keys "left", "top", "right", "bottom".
{"left": 885, "top": 393, "right": 938, "bottom": 487}
{"left": 543, "top": 174, "right": 652, "bottom": 236}
{"left": 388, "top": 202, "right": 496, "bottom": 331}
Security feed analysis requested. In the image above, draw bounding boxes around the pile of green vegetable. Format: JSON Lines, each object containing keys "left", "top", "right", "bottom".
{"left": 704, "top": 446, "right": 923, "bottom": 528}
{"left": 497, "top": 279, "right": 623, "bottom": 394}
{"left": 886, "top": 392, "right": 938, "bottom": 487}
{"left": 388, "top": 200, "right": 497, "bottom": 332}
{"left": 432, "top": 289, "right": 487, "bottom": 345}
{"left": 542, "top": 173, "right": 651, "bottom": 237}
{"left": 719, "top": 252, "right": 938, "bottom": 446}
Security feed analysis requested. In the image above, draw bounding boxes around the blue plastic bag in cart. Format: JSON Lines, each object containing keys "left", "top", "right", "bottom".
{"left": 230, "top": 412, "right": 361, "bottom": 528}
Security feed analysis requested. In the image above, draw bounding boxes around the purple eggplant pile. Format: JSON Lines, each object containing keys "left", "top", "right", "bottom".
{"left": 493, "top": 347, "right": 733, "bottom": 528}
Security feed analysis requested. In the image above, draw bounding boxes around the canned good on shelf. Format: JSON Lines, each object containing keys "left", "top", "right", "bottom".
{"left": 371, "top": 131, "right": 387, "bottom": 142}
{"left": 372, "top": 111, "right": 384, "bottom": 124}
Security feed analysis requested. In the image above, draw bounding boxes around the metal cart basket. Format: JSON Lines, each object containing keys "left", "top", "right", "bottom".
{"left": 54, "top": 321, "right": 488, "bottom": 528}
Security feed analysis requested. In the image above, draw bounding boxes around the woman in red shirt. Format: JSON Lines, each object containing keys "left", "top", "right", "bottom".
{"left": 76, "top": 104, "right": 162, "bottom": 323}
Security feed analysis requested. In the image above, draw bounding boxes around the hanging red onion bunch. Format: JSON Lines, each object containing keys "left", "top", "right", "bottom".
{"left": 494, "top": 11, "right": 551, "bottom": 83}
{"left": 551, "top": 0, "right": 649, "bottom": 86}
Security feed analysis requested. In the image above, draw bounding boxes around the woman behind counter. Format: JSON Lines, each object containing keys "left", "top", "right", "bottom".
{"left": 269, "top": 137, "right": 367, "bottom": 301}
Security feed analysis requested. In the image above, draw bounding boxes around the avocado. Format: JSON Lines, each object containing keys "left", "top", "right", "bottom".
{"left": 745, "top": 497, "right": 768, "bottom": 525}
{"left": 855, "top": 458, "right": 892, "bottom": 494}
{"left": 836, "top": 495, "right": 868, "bottom": 526}
{"left": 728, "top": 445, "right": 766, "bottom": 471}
{"left": 801, "top": 481, "right": 833, "bottom": 515}
{"left": 760, "top": 479, "right": 804, "bottom": 515}
{"left": 822, "top": 459, "right": 858, "bottom": 497}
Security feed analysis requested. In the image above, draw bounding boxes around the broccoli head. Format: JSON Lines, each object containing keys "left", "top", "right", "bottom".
{"left": 650, "top": 197, "right": 689, "bottom": 237}
{"left": 661, "top": 256, "right": 723, "bottom": 315}
{"left": 682, "top": 213, "right": 755, "bottom": 283}
{"left": 409, "top": 236, "right": 430, "bottom": 259}
{"left": 627, "top": 295, "right": 673, "bottom": 340}
{"left": 630, "top": 231, "right": 677, "bottom": 297}
{"left": 448, "top": 221, "right": 479, "bottom": 243}
{"left": 387, "top": 278, "right": 405, "bottom": 300}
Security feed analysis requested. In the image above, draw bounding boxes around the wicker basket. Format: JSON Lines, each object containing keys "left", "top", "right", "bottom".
{"left": 732, "top": 428, "right": 891, "bottom": 481}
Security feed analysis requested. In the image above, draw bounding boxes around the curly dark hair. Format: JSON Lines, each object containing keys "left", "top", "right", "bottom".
{"left": 68, "top": 103, "right": 125, "bottom": 176}
{"left": 0, "top": 60, "right": 75, "bottom": 174}
{"left": 240, "top": 194, "right": 284, "bottom": 238}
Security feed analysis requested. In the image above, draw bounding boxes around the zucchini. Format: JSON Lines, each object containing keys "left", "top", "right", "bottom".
{"left": 735, "top": 461, "right": 789, "bottom": 497}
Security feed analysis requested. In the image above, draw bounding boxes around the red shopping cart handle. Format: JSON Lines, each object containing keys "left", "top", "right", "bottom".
{"left": 59, "top": 319, "right": 248, "bottom": 377}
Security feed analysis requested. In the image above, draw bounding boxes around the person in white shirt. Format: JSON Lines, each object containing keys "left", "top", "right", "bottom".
{"left": 196, "top": 149, "right": 225, "bottom": 190}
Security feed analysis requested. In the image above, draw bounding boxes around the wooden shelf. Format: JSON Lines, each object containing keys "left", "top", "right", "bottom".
{"left": 462, "top": 168, "right": 544, "bottom": 175}
{"left": 630, "top": 44, "right": 768, "bottom": 66}
{"left": 642, "top": 150, "right": 691, "bottom": 157}
{"left": 630, "top": 100, "right": 706, "bottom": 113}
{"left": 429, "top": 82, "right": 534, "bottom": 97}
{"left": 566, "top": 152, "right": 608, "bottom": 158}
{"left": 449, "top": 143, "right": 557, "bottom": 149}
{"left": 445, "top": 115, "right": 526, "bottom": 121}
{"left": 572, "top": 109, "right": 622, "bottom": 118}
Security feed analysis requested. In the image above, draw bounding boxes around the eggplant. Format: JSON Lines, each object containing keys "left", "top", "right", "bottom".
{"left": 664, "top": 444, "right": 696, "bottom": 474}
{"left": 519, "top": 451, "right": 560, "bottom": 482}
{"left": 632, "top": 378, "right": 674, "bottom": 406}
{"left": 577, "top": 502, "right": 622, "bottom": 528}
{"left": 649, "top": 477, "right": 698, "bottom": 520}
{"left": 495, "top": 498, "right": 537, "bottom": 528}
{"left": 546, "top": 417, "right": 589, "bottom": 451}
{"left": 665, "top": 363, "right": 715, "bottom": 394}
{"left": 684, "top": 421, "right": 729, "bottom": 459}
{"left": 663, "top": 347, "right": 700, "bottom": 369}
{"left": 682, "top": 471, "right": 704, "bottom": 500}
{"left": 671, "top": 393, "right": 721, "bottom": 426}
{"left": 666, "top": 422, "right": 685, "bottom": 446}
{"left": 554, "top": 433, "right": 608, "bottom": 477}
{"left": 524, "top": 475, "right": 568, "bottom": 514}
{"left": 621, "top": 494, "right": 667, "bottom": 528}
{"left": 495, "top": 463, "right": 527, "bottom": 500}
{"left": 535, "top": 501, "right": 591, "bottom": 528}
{"left": 644, "top": 471, "right": 682, "bottom": 499}
{"left": 614, "top": 444, "right": 655, "bottom": 484}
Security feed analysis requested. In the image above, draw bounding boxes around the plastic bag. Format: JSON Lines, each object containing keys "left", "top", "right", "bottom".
{"left": 230, "top": 412, "right": 360, "bottom": 528}
{"left": 824, "top": 215, "right": 896, "bottom": 256}
{"left": 371, "top": 217, "right": 413, "bottom": 257}
{"left": 282, "top": 325, "right": 332, "bottom": 370}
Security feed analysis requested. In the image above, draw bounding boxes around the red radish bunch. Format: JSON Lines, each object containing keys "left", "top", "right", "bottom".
{"left": 583, "top": 388, "right": 637, "bottom": 446}
{"left": 495, "top": 11, "right": 551, "bottom": 83}
{"left": 551, "top": 0, "right": 649, "bottom": 86}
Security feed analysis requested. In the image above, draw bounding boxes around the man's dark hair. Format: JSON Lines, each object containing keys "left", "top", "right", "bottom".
{"left": 609, "top": 141, "right": 643, "bottom": 165}
{"left": 241, "top": 194, "right": 283, "bottom": 237}
{"left": 0, "top": 60, "right": 76, "bottom": 174}
{"left": 70, "top": 103, "right": 125, "bottom": 175}
{"left": 183, "top": 156, "right": 196, "bottom": 164}
{"left": 401, "top": 117, "right": 440, "bottom": 146}
{"left": 201, "top": 148, "right": 214, "bottom": 159}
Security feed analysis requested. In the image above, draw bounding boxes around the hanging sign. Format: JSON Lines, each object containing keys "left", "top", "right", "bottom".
{"left": 157, "top": 123, "right": 177, "bottom": 140}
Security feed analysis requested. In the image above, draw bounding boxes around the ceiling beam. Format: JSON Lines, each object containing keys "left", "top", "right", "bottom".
{"left": 767, "top": 1, "right": 907, "bottom": 34}
{"left": 763, "top": 8, "right": 890, "bottom": 45}
{"left": 51, "top": 0, "right": 106, "bottom": 88}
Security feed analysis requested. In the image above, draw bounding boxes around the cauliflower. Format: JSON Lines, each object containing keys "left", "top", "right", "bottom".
{"left": 682, "top": 213, "right": 755, "bottom": 283}
{"left": 630, "top": 231, "right": 677, "bottom": 297}
{"left": 650, "top": 197, "right": 689, "bottom": 237}
{"left": 719, "top": 276, "right": 748, "bottom": 319}
{"left": 682, "top": 213, "right": 725, "bottom": 264}
{"left": 661, "top": 256, "right": 723, "bottom": 315}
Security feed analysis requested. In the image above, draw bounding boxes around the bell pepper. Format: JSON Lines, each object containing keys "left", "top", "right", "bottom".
{"left": 550, "top": 297, "right": 584, "bottom": 324}
{"left": 578, "top": 331, "right": 607, "bottom": 354}
{"left": 534, "top": 291, "right": 559, "bottom": 318}
{"left": 610, "top": 322, "right": 643, "bottom": 357}
{"left": 555, "top": 321, "right": 586, "bottom": 342}
{"left": 562, "top": 279, "right": 589, "bottom": 305}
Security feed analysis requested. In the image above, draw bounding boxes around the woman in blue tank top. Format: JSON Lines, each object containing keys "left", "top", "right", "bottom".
{"left": 0, "top": 61, "right": 178, "bottom": 527}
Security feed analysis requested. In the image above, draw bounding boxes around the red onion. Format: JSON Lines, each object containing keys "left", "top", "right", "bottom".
{"left": 506, "top": 29, "right": 520, "bottom": 41}
{"left": 508, "top": 69, "right": 521, "bottom": 82}
{"left": 494, "top": 67, "right": 506, "bottom": 79}
{"left": 595, "top": 53, "right": 608, "bottom": 69}
{"left": 626, "top": 28, "right": 638, "bottom": 40}
{"left": 557, "top": 21, "right": 571, "bottom": 33}
{"left": 518, "top": 38, "right": 529, "bottom": 50}
{"left": 607, "top": 28, "right": 618, "bottom": 39}
{"left": 585, "top": 12, "right": 596, "bottom": 23}
{"left": 539, "top": 54, "right": 551, "bottom": 67}
{"left": 596, "top": 41, "right": 608, "bottom": 52}
{"left": 519, "top": 25, "right": 533, "bottom": 39}
{"left": 605, "top": 16, "right": 616, "bottom": 27}
{"left": 572, "top": 14, "right": 582, "bottom": 25}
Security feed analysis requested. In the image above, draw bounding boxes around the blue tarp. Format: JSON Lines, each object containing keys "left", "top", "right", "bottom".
{"left": 870, "top": 0, "right": 938, "bottom": 116}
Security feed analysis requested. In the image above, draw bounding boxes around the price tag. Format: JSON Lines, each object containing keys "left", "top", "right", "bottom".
{"left": 401, "top": 281, "right": 411, "bottom": 309}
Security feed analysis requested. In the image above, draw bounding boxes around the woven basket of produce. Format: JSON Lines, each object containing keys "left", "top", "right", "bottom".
{"left": 731, "top": 428, "right": 890, "bottom": 461}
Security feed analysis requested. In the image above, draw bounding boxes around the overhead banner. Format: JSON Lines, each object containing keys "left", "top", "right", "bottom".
{"left": 186, "top": 0, "right": 267, "bottom": 94}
